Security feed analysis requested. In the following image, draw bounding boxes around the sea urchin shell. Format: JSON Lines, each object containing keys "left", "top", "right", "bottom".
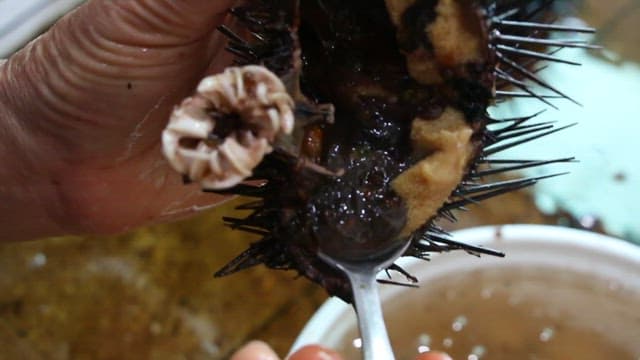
{"left": 161, "top": 0, "right": 594, "bottom": 301}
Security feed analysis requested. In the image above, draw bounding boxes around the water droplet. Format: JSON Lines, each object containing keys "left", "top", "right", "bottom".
{"left": 452, "top": 315, "right": 468, "bottom": 332}
{"left": 508, "top": 295, "right": 522, "bottom": 306}
{"left": 443, "top": 337, "right": 453, "bottom": 348}
{"left": 468, "top": 355, "right": 479, "bottom": 360}
{"left": 352, "top": 338, "right": 362, "bottom": 349}
{"left": 418, "top": 333, "right": 431, "bottom": 346}
{"left": 200, "top": 340, "right": 220, "bottom": 356}
{"left": 579, "top": 215, "right": 597, "bottom": 229}
{"left": 481, "top": 287, "right": 493, "bottom": 299}
{"left": 150, "top": 322, "right": 162, "bottom": 335}
{"left": 418, "top": 345, "right": 431, "bottom": 353}
{"left": 29, "top": 253, "right": 47, "bottom": 268}
{"left": 539, "top": 327, "right": 555, "bottom": 342}
{"left": 472, "top": 345, "right": 486, "bottom": 357}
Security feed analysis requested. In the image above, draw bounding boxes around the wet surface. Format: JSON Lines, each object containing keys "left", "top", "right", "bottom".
{"left": 338, "top": 267, "right": 640, "bottom": 359}
{"left": 0, "top": 191, "right": 570, "bottom": 359}
{"left": 0, "top": 199, "right": 327, "bottom": 359}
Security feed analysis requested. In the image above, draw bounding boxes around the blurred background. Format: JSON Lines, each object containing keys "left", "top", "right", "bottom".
{"left": 0, "top": 0, "right": 638, "bottom": 358}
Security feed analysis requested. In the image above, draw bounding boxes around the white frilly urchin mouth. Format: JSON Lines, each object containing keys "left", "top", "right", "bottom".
{"left": 162, "top": 65, "right": 294, "bottom": 190}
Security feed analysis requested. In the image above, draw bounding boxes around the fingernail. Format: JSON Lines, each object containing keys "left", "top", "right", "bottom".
{"left": 288, "top": 345, "right": 342, "bottom": 360}
{"left": 231, "top": 340, "right": 279, "bottom": 360}
{"left": 416, "top": 351, "right": 453, "bottom": 360}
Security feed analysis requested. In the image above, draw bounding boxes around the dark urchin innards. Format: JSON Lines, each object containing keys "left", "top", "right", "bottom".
{"left": 202, "top": 0, "right": 594, "bottom": 300}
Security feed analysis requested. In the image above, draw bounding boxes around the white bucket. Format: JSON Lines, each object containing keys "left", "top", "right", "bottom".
{"left": 290, "top": 225, "right": 640, "bottom": 358}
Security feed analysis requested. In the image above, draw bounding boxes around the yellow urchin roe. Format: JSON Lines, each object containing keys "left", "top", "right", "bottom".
{"left": 392, "top": 107, "right": 474, "bottom": 236}
{"left": 428, "top": 0, "right": 485, "bottom": 67}
{"left": 405, "top": 50, "right": 444, "bottom": 85}
{"left": 385, "top": 0, "right": 415, "bottom": 25}
{"left": 385, "top": 0, "right": 486, "bottom": 84}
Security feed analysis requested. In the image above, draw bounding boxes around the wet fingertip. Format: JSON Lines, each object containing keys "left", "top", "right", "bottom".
{"left": 230, "top": 340, "right": 280, "bottom": 360}
{"left": 416, "top": 351, "right": 453, "bottom": 360}
{"left": 288, "top": 345, "right": 342, "bottom": 360}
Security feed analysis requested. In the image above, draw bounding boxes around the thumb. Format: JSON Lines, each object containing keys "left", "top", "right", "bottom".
{"left": 230, "top": 341, "right": 280, "bottom": 360}
{"left": 78, "top": 0, "right": 238, "bottom": 46}
{"left": 3, "top": 0, "right": 238, "bottom": 159}
{"left": 416, "top": 351, "right": 453, "bottom": 360}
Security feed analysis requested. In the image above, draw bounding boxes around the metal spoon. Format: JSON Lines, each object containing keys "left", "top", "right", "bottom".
{"left": 318, "top": 239, "right": 411, "bottom": 360}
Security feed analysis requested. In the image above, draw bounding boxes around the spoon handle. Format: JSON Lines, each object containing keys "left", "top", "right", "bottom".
{"left": 344, "top": 266, "right": 395, "bottom": 360}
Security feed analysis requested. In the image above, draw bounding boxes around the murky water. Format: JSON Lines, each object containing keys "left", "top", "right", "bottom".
{"left": 338, "top": 268, "right": 640, "bottom": 359}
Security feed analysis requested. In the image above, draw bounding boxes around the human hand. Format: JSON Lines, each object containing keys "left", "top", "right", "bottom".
{"left": 231, "top": 341, "right": 452, "bottom": 360}
{"left": 0, "top": 0, "right": 239, "bottom": 241}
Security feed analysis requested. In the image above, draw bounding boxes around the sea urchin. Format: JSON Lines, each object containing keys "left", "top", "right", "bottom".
{"left": 161, "top": 0, "right": 595, "bottom": 301}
